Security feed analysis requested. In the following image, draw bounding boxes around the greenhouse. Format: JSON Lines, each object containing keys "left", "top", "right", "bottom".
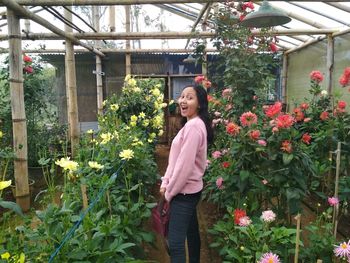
{"left": 0, "top": 0, "right": 350, "bottom": 262}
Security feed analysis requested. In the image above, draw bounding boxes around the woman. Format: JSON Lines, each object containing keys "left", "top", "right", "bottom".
{"left": 160, "top": 84, "right": 213, "bottom": 263}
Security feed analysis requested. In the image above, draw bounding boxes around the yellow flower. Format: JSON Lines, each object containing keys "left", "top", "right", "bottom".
{"left": 88, "top": 161, "right": 104, "bottom": 170}
{"left": 0, "top": 180, "right": 12, "bottom": 190}
{"left": 1, "top": 252, "right": 10, "bottom": 259}
{"left": 133, "top": 87, "right": 141, "bottom": 93}
{"left": 161, "top": 103, "right": 167, "bottom": 108}
{"left": 86, "top": 129, "right": 94, "bottom": 134}
{"left": 130, "top": 115, "right": 138, "bottom": 122}
{"left": 110, "top": 104, "right": 119, "bottom": 111}
{"left": 119, "top": 149, "right": 134, "bottom": 160}
{"left": 169, "top": 99, "right": 174, "bottom": 105}
{"left": 124, "top": 74, "right": 131, "bottom": 81}
{"left": 158, "top": 129, "right": 164, "bottom": 136}
{"left": 127, "top": 78, "right": 137, "bottom": 87}
{"left": 138, "top": 112, "right": 146, "bottom": 119}
{"left": 100, "top": 132, "right": 112, "bottom": 144}
{"left": 55, "top": 157, "right": 79, "bottom": 172}
{"left": 149, "top": 133, "right": 156, "bottom": 139}
{"left": 152, "top": 88, "right": 160, "bottom": 97}
{"left": 142, "top": 119, "right": 150, "bottom": 127}
{"left": 102, "top": 100, "right": 107, "bottom": 106}
{"left": 19, "top": 253, "right": 25, "bottom": 263}
{"left": 0, "top": 130, "right": 3, "bottom": 138}
{"left": 130, "top": 121, "right": 137, "bottom": 127}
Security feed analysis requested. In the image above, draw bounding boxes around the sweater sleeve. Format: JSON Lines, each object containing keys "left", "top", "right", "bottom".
{"left": 165, "top": 124, "right": 202, "bottom": 201}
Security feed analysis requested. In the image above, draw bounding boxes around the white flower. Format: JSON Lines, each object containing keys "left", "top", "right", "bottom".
{"left": 260, "top": 210, "right": 276, "bottom": 223}
{"left": 321, "top": 90, "right": 328, "bottom": 96}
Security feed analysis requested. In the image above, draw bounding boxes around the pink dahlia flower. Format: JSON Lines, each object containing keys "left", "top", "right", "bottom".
{"left": 216, "top": 177, "right": 224, "bottom": 189}
{"left": 261, "top": 210, "right": 276, "bottom": 223}
{"left": 334, "top": 240, "right": 350, "bottom": 258}
{"left": 258, "top": 252, "right": 281, "bottom": 263}
{"left": 328, "top": 196, "right": 339, "bottom": 206}
{"left": 238, "top": 216, "right": 252, "bottom": 227}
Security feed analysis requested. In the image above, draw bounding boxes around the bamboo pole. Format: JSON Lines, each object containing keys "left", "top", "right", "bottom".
{"left": 333, "top": 142, "right": 341, "bottom": 238}
{"left": 294, "top": 214, "right": 301, "bottom": 263}
{"left": 80, "top": 184, "right": 88, "bottom": 210}
{"left": 6, "top": 0, "right": 350, "bottom": 6}
{"left": 281, "top": 53, "right": 288, "bottom": 105}
{"left": 64, "top": 8, "right": 80, "bottom": 157}
{"left": 125, "top": 5, "right": 131, "bottom": 75}
{"left": 93, "top": 6, "right": 103, "bottom": 116}
{"left": 184, "top": 3, "right": 210, "bottom": 49}
{"left": 1, "top": 0, "right": 105, "bottom": 57}
{"left": 1, "top": 29, "right": 343, "bottom": 41}
{"left": 0, "top": 0, "right": 227, "bottom": 6}
{"left": 1, "top": 29, "right": 342, "bottom": 42}
{"left": 109, "top": 6, "right": 115, "bottom": 32}
{"left": 326, "top": 34, "right": 334, "bottom": 94}
{"left": 0, "top": 48, "right": 218, "bottom": 54}
{"left": 7, "top": 8, "right": 30, "bottom": 212}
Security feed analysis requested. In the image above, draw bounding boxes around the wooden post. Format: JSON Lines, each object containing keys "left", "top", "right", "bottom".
{"left": 80, "top": 184, "right": 88, "bottom": 210}
{"left": 7, "top": 8, "right": 30, "bottom": 212}
{"left": 326, "top": 34, "right": 334, "bottom": 94}
{"left": 125, "top": 5, "right": 131, "bottom": 75}
{"left": 333, "top": 142, "right": 341, "bottom": 238}
{"left": 64, "top": 7, "right": 80, "bottom": 157}
{"left": 294, "top": 214, "right": 301, "bottom": 263}
{"left": 93, "top": 6, "right": 103, "bottom": 116}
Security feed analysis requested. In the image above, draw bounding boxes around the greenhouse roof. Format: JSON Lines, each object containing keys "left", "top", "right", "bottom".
{"left": 0, "top": 1, "right": 350, "bottom": 54}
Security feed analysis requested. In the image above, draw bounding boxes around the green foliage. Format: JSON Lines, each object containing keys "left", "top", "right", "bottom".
{"left": 1, "top": 76, "right": 164, "bottom": 261}
{"left": 0, "top": 55, "right": 59, "bottom": 167}
{"left": 209, "top": 207, "right": 296, "bottom": 262}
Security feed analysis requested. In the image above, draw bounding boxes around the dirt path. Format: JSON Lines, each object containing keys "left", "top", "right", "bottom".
{"left": 144, "top": 144, "right": 221, "bottom": 263}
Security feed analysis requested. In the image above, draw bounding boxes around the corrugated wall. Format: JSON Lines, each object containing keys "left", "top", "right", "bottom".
{"left": 286, "top": 33, "right": 350, "bottom": 107}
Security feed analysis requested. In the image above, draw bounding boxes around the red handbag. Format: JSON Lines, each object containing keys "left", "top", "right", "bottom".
{"left": 151, "top": 199, "right": 170, "bottom": 237}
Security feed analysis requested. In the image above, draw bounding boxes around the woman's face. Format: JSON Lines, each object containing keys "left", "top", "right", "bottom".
{"left": 178, "top": 87, "right": 199, "bottom": 120}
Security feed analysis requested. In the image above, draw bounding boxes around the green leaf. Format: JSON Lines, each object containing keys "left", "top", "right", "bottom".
{"left": 0, "top": 200, "right": 23, "bottom": 216}
{"left": 283, "top": 153, "right": 294, "bottom": 165}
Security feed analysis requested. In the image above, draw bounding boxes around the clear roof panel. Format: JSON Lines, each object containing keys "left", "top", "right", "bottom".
{"left": 0, "top": 2, "right": 350, "bottom": 52}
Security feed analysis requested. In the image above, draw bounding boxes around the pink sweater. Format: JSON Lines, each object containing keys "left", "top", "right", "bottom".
{"left": 161, "top": 116, "right": 207, "bottom": 202}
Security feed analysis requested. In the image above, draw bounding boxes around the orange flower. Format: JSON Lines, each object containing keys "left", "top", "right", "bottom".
{"left": 240, "top": 111, "right": 258, "bottom": 127}
{"left": 281, "top": 140, "right": 292, "bottom": 153}
{"left": 293, "top": 108, "right": 304, "bottom": 122}
{"left": 226, "top": 122, "right": 241, "bottom": 136}
{"left": 264, "top": 102, "right": 282, "bottom": 118}
{"left": 320, "top": 111, "right": 329, "bottom": 121}
{"left": 233, "top": 209, "right": 246, "bottom": 225}
{"left": 249, "top": 130, "right": 260, "bottom": 140}
{"left": 302, "top": 133, "right": 311, "bottom": 145}
{"left": 275, "top": 114, "right": 294, "bottom": 129}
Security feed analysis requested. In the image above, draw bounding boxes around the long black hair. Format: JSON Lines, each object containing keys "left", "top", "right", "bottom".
{"left": 181, "top": 85, "right": 214, "bottom": 145}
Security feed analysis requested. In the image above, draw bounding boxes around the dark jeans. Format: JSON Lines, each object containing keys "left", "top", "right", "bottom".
{"left": 168, "top": 191, "right": 202, "bottom": 263}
